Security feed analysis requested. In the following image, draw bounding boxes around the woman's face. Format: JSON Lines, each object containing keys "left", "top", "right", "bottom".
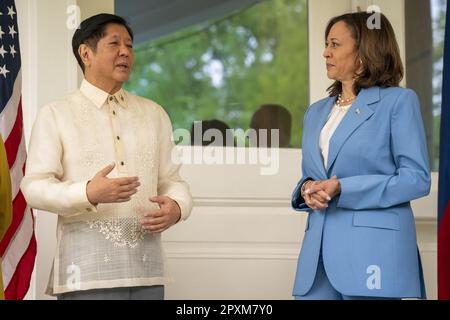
{"left": 323, "top": 21, "right": 359, "bottom": 83}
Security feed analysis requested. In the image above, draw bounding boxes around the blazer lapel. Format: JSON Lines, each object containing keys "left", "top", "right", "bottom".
{"left": 326, "top": 87, "right": 380, "bottom": 173}
{"left": 310, "top": 97, "right": 335, "bottom": 179}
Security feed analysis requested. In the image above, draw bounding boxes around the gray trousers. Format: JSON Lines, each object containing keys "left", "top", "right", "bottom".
{"left": 57, "top": 285, "right": 164, "bottom": 300}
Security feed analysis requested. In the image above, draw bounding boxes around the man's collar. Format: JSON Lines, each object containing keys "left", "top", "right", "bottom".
{"left": 80, "top": 79, "right": 128, "bottom": 109}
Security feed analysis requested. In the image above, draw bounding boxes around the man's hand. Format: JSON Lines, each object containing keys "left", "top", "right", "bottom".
{"left": 302, "top": 176, "right": 341, "bottom": 210}
{"left": 139, "top": 196, "right": 181, "bottom": 233}
{"left": 86, "top": 163, "right": 140, "bottom": 205}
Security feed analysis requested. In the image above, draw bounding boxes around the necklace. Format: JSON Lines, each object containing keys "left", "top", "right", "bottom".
{"left": 336, "top": 94, "right": 355, "bottom": 108}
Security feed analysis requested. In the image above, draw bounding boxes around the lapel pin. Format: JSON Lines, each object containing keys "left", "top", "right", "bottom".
{"left": 355, "top": 108, "right": 361, "bottom": 114}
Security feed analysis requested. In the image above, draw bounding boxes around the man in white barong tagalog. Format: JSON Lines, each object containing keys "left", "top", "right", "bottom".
{"left": 21, "top": 13, "right": 193, "bottom": 300}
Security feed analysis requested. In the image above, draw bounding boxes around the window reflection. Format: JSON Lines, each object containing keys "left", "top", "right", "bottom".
{"left": 122, "top": 0, "right": 309, "bottom": 149}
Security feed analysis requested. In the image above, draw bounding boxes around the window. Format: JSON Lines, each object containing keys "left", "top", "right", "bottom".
{"left": 405, "top": 0, "right": 446, "bottom": 170}
{"left": 123, "top": 0, "right": 309, "bottom": 148}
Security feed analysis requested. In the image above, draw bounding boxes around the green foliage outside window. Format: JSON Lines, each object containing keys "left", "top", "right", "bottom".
{"left": 125, "top": 0, "right": 309, "bottom": 148}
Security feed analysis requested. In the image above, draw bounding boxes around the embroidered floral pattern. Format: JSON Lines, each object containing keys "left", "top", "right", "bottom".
{"left": 87, "top": 217, "right": 149, "bottom": 248}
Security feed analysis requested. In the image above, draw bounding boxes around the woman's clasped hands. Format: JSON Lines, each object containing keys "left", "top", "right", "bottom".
{"left": 301, "top": 176, "right": 341, "bottom": 210}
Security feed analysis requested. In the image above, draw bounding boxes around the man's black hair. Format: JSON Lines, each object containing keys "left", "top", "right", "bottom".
{"left": 72, "top": 13, "right": 134, "bottom": 73}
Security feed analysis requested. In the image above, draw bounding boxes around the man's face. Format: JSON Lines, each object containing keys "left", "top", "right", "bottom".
{"left": 84, "top": 23, "right": 134, "bottom": 89}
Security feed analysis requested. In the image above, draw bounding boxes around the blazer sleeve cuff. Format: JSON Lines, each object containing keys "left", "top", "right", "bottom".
{"left": 291, "top": 177, "right": 312, "bottom": 211}
{"left": 336, "top": 177, "right": 357, "bottom": 209}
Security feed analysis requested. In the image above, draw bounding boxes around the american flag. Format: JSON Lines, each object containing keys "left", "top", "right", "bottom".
{"left": 0, "top": 0, "right": 36, "bottom": 299}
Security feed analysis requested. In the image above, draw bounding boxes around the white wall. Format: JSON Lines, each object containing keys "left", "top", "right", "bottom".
{"left": 16, "top": 0, "right": 437, "bottom": 300}
{"left": 163, "top": 147, "right": 305, "bottom": 299}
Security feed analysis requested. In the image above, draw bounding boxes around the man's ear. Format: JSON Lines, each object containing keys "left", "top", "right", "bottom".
{"left": 78, "top": 44, "right": 92, "bottom": 69}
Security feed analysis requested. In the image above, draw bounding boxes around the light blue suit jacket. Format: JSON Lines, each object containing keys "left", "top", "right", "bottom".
{"left": 291, "top": 86, "right": 431, "bottom": 298}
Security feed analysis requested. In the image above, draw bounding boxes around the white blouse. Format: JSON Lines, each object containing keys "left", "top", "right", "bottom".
{"left": 21, "top": 79, "right": 193, "bottom": 295}
{"left": 319, "top": 103, "right": 352, "bottom": 167}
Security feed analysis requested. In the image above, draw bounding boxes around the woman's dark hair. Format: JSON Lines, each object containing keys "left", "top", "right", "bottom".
{"left": 72, "top": 13, "right": 134, "bottom": 73}
{"left": 325, "top": 12, "right": 404, "bottom": 97}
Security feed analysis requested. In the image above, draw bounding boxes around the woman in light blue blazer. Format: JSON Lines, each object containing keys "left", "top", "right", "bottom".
{"left": 291, "top": 12, "right": 431, "bottom": 300}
